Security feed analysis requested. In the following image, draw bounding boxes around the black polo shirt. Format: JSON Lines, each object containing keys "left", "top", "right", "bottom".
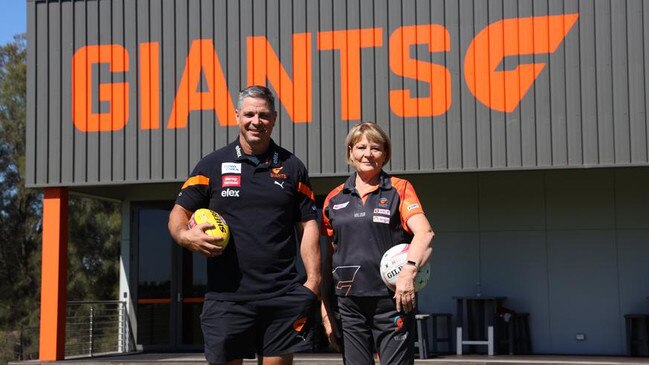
{"left": 176, "top": 139, "right": 317, "bottom": 301}
{"left": 322, "top": 171, "right": 425, "bottom": 297}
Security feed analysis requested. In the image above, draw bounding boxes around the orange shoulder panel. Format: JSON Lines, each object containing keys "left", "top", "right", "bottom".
{"left": 182, "top": 175, "right": 210, "bottom": 190}
{"left": 298, "top": 182, "right": 315, "bottom": 201}
{"left": 321, "top": 183, "right": 345, "bottom": 237}
{"left": 390, "top": 177, "right": 425, "bottom": 233}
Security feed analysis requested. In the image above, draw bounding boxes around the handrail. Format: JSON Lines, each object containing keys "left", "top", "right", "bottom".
{"left": 15, "top": 300, "right": 135, "bottom": 361}
{"left": 68, "top": 300, "right": 125, "bottom": 305}
{"left": 65, "top": 300, "right": 133, "bottom": 357}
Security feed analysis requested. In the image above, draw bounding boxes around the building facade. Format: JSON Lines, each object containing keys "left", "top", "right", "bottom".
{"left": 27, "top": 0, "right": 649, "bottom": 359}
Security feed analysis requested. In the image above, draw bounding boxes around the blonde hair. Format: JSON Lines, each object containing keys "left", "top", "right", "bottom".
{"left": 345, "top": 122, "right": 392, "bottom": 166}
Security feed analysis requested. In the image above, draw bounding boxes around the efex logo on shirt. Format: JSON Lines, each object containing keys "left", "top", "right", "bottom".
{"left": 221, "top": 188, "right": 240, "bottom": 197}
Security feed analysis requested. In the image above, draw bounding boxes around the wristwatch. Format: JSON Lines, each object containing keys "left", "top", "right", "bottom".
{"left": 406, "top": 260, "right": 419, "bottom": 270}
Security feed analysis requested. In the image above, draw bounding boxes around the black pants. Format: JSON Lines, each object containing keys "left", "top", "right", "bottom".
{"left": 201, "top": 284, "right": 318, "bottom": 363}
{"left": 338, "top": 296, "right": 414, "bottom": 365}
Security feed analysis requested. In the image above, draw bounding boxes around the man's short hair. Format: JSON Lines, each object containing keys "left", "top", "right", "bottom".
{"left": 238, "top": 85, "right": 276, "bottom": 112}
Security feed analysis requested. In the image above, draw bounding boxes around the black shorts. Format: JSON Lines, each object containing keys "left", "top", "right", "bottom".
{"left": 201, "top": 284, "right": 318, "bottom": 363}
{"left": 338, "top": 296, "right": 414, "bottom": 365}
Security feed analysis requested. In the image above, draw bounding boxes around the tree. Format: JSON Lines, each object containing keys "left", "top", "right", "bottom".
{"left": 0, "top": 35, "right": 41, "bottom": 329}
{"left": 0, "top": 34, "right": 41, "bottom": 363}
{"left": 0, "top": 35, "right": 121, "bottom": 362}
{"left": 67, "top": 196, "right": 121, "bottom": 301}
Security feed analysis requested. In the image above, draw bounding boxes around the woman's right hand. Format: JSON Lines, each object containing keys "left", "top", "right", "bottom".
{"left": 394, "top": 263, "right": 418, "bottom": 313}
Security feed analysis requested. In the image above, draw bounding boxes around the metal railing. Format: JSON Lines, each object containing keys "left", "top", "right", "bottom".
{"left": 65, "top": 300, "right": 133, "bottom": 357}
{"left": 12, "top": 300, "right": 134, "bottom": 361}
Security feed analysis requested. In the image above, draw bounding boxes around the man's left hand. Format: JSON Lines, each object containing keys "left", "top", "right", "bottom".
{"left": 303, "top": 278, "right": 321, "bottom": 300}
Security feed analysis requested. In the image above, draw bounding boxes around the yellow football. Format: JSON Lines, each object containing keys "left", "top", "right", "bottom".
{"left": 188, "top": 208, "right": 230, "bottom": 247}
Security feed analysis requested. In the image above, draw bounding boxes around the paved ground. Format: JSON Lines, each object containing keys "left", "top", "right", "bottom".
{"left": 10, "top": 352, "right": 649, "bottom": 365}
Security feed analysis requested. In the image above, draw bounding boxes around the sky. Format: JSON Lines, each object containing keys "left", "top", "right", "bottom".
{"left": 0, "top": 1, "right": 27, "bottom": 46}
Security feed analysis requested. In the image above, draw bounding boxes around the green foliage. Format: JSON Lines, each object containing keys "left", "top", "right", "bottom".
{"left": 0, "top": 35, "right": 42, "bottom": 330}
{"left": 0, "top": 34, "right": 41, "bottom": 365}
{"left": 67, "top": 196, "right": 121, "bottom": 301}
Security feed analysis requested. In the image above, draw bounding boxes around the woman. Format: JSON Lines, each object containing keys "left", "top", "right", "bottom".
{"left": 320, "top": 122, "right": 435, "bottom": 364}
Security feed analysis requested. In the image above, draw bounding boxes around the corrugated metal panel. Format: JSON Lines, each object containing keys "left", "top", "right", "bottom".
{"left": 628, "top": 0, "right": 647, "bottom": 164}
{"left": 26, "top": 0, "right": 649, "bottom": 187}
{"left": 25, "top": 0, "right": 36, "bottom": 185}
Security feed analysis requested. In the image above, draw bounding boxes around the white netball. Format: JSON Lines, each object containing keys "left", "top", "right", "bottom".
{"left": 379, "top": 243, "right": 430, "bottom": 292}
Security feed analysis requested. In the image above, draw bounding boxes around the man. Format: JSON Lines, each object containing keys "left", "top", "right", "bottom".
{"left": 168, "top": 85, "right": 321, "bottom": 365}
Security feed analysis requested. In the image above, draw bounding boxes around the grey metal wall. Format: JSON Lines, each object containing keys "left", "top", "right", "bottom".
{"left": 26, "top": 0, "right": 649, "bottom": 187}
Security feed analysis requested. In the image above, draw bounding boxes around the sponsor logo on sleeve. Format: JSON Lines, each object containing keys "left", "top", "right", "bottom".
{"left": 373, "top": 216, "right": 390, "bottom": 224}
{"left": 221, "top": 162, "right": 242, "bottom": 174}
{"left": 373, "top": 208, "right": 391, "bottom": 215}
{"left": 333, "top": 201, "right": 350, "bottom": 210}
{"left": 407, "top": 203, "right": 420, "bottom": 211}
{"left": 222, "top": 175, "right": 241, "bottom": 187}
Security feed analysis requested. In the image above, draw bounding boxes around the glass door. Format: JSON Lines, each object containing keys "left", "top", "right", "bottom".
{"left": 134, "top": 202, "right": 206, "bottom": 350}
{"left": 177, "top": 247, "right": 207, "bottom": 347}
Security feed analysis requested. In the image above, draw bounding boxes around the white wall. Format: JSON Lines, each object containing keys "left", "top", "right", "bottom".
{"left": 405, "top": 167, "right": 649, "bottom": 355}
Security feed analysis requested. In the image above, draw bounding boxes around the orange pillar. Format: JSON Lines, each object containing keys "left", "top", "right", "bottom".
{"left": 39, "top": 187, "right": 69, "bottom": 361}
